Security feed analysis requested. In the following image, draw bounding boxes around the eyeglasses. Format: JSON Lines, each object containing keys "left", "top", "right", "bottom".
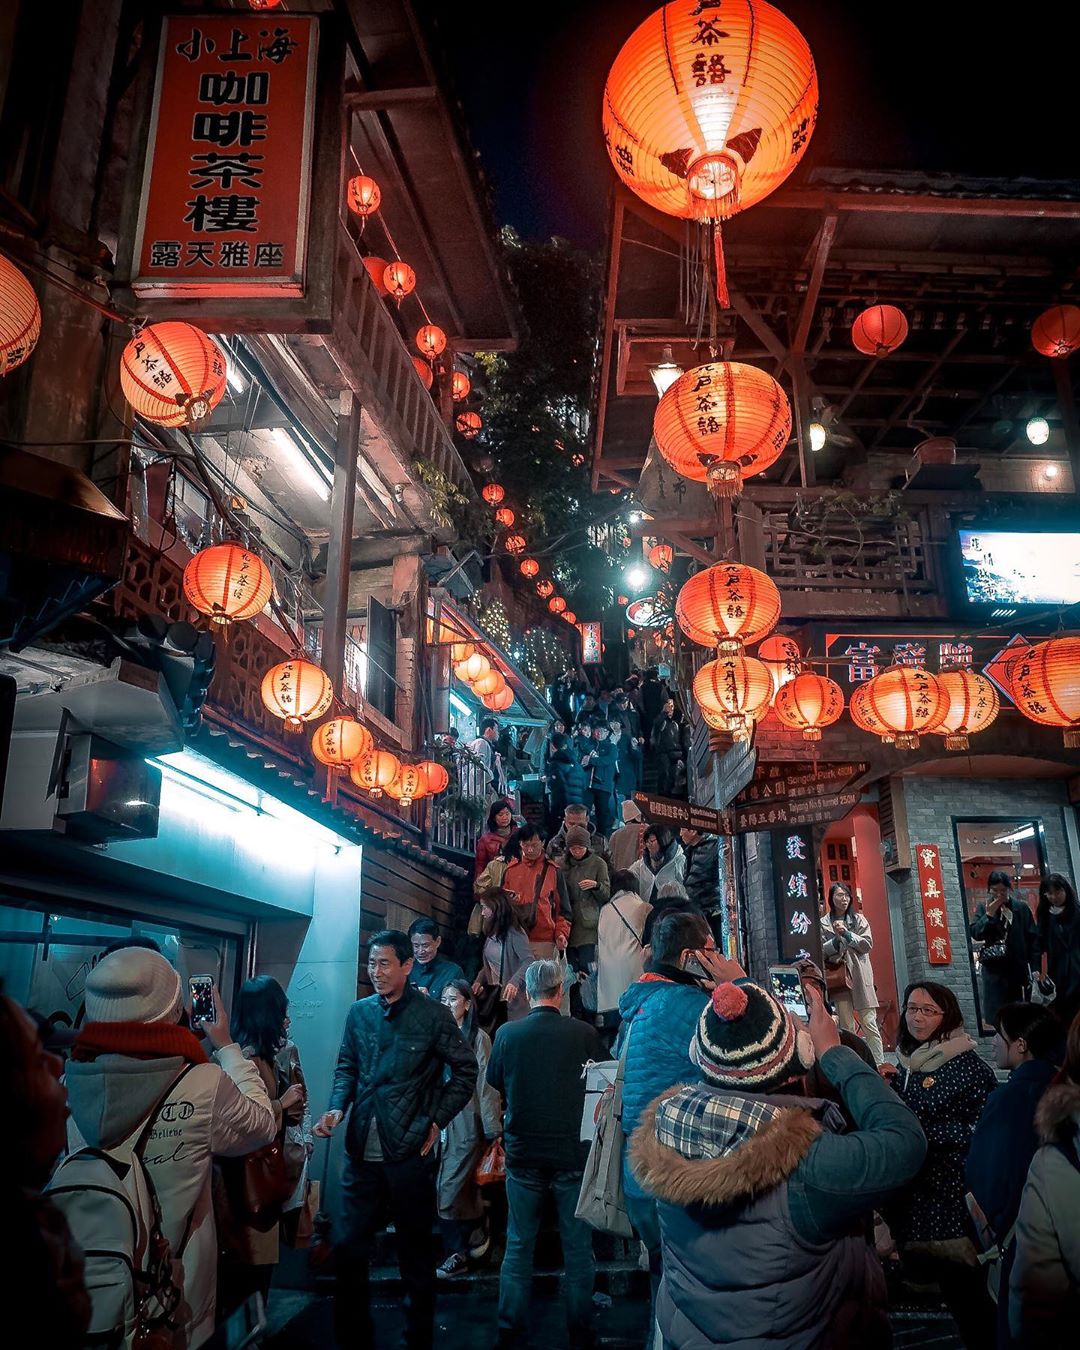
{"left": 904, "top": 1004, "right": 943, "bottom": 1017}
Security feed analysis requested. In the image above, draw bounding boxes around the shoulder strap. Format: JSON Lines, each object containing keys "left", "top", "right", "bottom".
{"left": 610, "top": 900, "right": 644, "bottom": 947}
{"left": 534, "top": 861, "right": 553, "bottom": 907}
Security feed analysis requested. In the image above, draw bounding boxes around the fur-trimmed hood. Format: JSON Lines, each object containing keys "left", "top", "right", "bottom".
{"left": 1035, "top": 1080, "right": 1080, "bottom": 1145}
{"left": 629, "top": 1082, "right": 823, "bottom": 1209}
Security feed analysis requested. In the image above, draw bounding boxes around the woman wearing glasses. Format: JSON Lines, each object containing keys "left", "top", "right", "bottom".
{"left": 884, "top": 981, "right": 998, "bottom": 1348}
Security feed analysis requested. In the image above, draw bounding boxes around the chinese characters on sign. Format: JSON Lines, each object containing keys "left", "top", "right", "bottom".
{"left": 771, "top": 827, "right": 822, "bottom": 965}
{"left": 914, "top": 843, "right": 953, "bottom": 965}
{"left": 632, "top": 792, "right": 726, "bottom": 836}
{"left": 579, "top": 621, "right": 602, "bottom": 666}
{"left": 133, "top": 16, "right": 318, "bottom": 297}
{"left": 827, "top": 629, "right": 1035, "bottom": 701}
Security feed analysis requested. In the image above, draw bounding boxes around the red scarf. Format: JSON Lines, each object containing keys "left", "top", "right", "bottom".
{"left": 72, "top": 1021, "right": 209, "bottom": 1064}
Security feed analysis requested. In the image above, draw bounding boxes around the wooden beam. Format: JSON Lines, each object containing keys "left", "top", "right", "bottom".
{"left": 667, "top": 531, "right": 718, "bottom": 568}
{"left": 1051, "top": 359, "right": 1080, "bottom": 491}
{"left": 323, "top": 391, "right": 362, "bottom": 696}
{"left": 767, "top": 189, "right": 1080, "bottom": 220}
{"left": 790, "top": 355, "right": 815, "bottom": 488}
{"left": 345, "top": 86, "right": 437, "bottom": 110}
{"left": 792, "top": 214, "right": 838, "bottom": 355}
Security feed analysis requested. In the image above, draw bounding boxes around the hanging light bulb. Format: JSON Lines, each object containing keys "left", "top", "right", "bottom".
{"left": 1026, "top": 416, "right": 1050, "bottom": 446}
{"left": 648, "top": 344, "right": 683, "bottom": 399}
{"left": 809, "top": 421, "right": 827, "bottom": 452}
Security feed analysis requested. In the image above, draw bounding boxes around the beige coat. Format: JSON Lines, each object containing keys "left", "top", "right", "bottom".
{"left": 821, "top": 910, "right": 879, "bottom": 1010}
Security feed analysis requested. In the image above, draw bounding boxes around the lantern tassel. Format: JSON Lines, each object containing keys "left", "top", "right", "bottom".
{"left": 714, "top": 223, "right": 730, "bottom": 310}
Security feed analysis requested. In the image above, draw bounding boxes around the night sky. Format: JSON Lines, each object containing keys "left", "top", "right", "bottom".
{"left": 434, "top": 0, "right": 1078, "bottom": 249}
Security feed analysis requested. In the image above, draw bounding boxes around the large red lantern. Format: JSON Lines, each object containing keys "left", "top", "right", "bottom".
{"left": 120, "top": 323, "right": 227, "bottom": 427}
{"left": 456, "top": 411, "right": 482, "bottom": 439}
{"left": 482, "top": 483, "right": 505, "bottom": 505}
{"left": 384, "top": 764, "right": 428, "bottom": 807}
{"left": 757, "top": 634, "right": 801, "bottom": 698}
{"left": 852, "top": 305, "right": 909, "bottom": 357}
{"left": 412, "top": 356, "right": 434, "bottom": 390}
{"left": 494, "top": 507, "right": 515, "bottom": 528}
{"left": 693, "top": 654, "right": 772, "bottom": 741}
{"left": 416, "top": 325, "right": 447, "bottom": 360}
{"left": 383, "top": 260, "right": 416, "bottom": 302}
{"left": 418, "top": 760, "right": 450, "bottom": 796}
{"left": 859, "top": 666, "right": 949, "bottom": 749}
{"left": 653, "top": 362, "right": 791, "bottom": 497}
{"left": 452, "top": 372, "right": 472, "bottom": 402}
{"left": 483, "top": 686, "right": 515, "bottom": 712}
{"left": 347, "top": 175, "right": 381, "bottom": 220}
{"left": 648, "top": 543, "right": 674, "bottom": 574}
{"left": 504, "top": 534, "right": 526, "bottom": 554}
{"left": 0, "top": 254, "right": 40, "bottom": 376}
{"left": 312, "top": 717, "right": 373, "bottom": 769}
{"left": 563, "top": 611, "right": 578, "bottom": 625}
{"left": 350, "top": 749, "right": 401, "bottom": 797}
{"left": 1011, "top": 637, "right": 1080, "bottom": 746}
{"left": 549, "top": 596, "right": 567, "bottom": 614}
{"left": 676, "top": 562, "right": 781, "bottom": 651}
{"left": 849, "top": 683, "right": 894, "bottom": 744}
{"left": 364, "top": 257, "right": 390, "bottom": 296}
{"left": 183, "top": 543, "right": 272, "bottom": 626}
{"left": 261, "top": 659, "right": 334, "bottom": 732}
{"left": 603, "top": 0, "right": 817, "bottom": 224}
{"left": 537, "top": 580, "right": 555, "bottom": 599}
{"left": 1031, "top": 306, "right": 1080, "bottom": 359}
{"left": 520, "top": 558, "right": 540, "bottom": 578}
{"left": 773, "top": 673, "right": 845, "bottom": 742}
{"left": 933, "top": 669, "right": 1000, "bottom": 751}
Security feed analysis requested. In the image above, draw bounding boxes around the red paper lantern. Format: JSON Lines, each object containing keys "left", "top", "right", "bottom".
{"left": 412, "top": 356, "right": 433, "bottom": 390}
{"left": 456, "top": 411, "right": 482, "bottom": 439}
{"left": 627, "top": 628, "right": 636, "bottom": 639}
{"left": 472, "top": 669, "right": 506, "bottom": 698}
{"left": 482, "top": 483, "right": 505, "bottom": 505}
{"left": 1011, "top": 637, "right": 1080, "bottom": 746}
{"left": 676, "top": 562, "right": 781, "bottom": 651}
{"left": 537, "top": 580, "right": 555, "bottom": 599}
{"left": 383, "top": 260, "right": 416, "bottom": 302}
{"left": 933, "top": 669, "right": 1000, "bottom": 751}
{"left": 347, "top": 175, "right": 381, "bottom": 219}
{"left": 852, "top": 305, "right": 909, "bottom": 357}
{"left": 483, "top": 686, "right": 515, "bottom": 712}
{"left": 416, "top": 325, "right": 447, "bottom": 360}
{"left": 0, "top": 254, "right": 41, "bottom": 376}
{"left": 120, "top": 323, "right": 227, "bottom": 427}
{"left": 860, "top": 666, "right": 949, "bottom": 749}
{"left": 452, "top": 372, "right": 472, "bottom": 402}
{"left": 1031, "top": 305, "right": 1080, "bottom": 359}
{"left": 773, "top": 673, "right": 845, "bottom": 742}
{"left": 494, "top": 507, "right": 515, "bottom": 528}
{"left": 849, "top": 684, "right": 893, "bottom": 744}
{"left": 312, "top": 717, "right": 373, "bottom": 769}
{"left": 449, "top": 641, "right": 476, "bottom": 664}
{"left": 504, "top": 534, "right": 526, "bottom": 554}
{"left": 350, "top": 749, "right": 401, "bottom": 797}
{"left": 520, "top": 558, "right": 540, "bottom": 578}
{"left": 648, "top": 543, "right": 674, "bottom": 574}
{"left": 183, "top": 542, "right": 272, "bottom": 626}
{"left": 364, "top": 256, "right": 390, "bottom": 296}
{"left": 418, "top": 760, "right": 450, "bottom": 796}
{"left": 693, "top": 654, "right": 772, "bottom": 741}
{"left": 549, "top": 596, "right": 566, "bottom": 614}
{"left": 455, "top": 652, "right": 490, "bottom": 683}
{"left": 603, "top": 0, "right": 817, "bottom": 223}
{"left": 757, "top": 634, "right": 801, "bottom": 697}
{"left": 384, "top": 763, "right": 428, "bottom": 807}
{"left": 563, "top": 611, "right": 578, "bottom": 625}
{"left": 261, "top": 659, "right": 334, "bottom": 732}
{"left": 617, "top": 594, "right": 630, "bottom": 607}
{"left": 654, "top": 362, "right": 791, "bottom": 497}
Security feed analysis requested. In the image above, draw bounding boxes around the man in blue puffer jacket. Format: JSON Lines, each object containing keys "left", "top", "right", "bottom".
{"left": 616, "top": 909, "right": 715, "bottom": 1319}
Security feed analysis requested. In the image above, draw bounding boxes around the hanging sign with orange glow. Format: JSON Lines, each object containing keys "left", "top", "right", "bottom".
{"left": 914, "top": 843, "right": 953, "bottom": 965}
{"left": 580, "top": 621, "right": 602, "bottom": 665}
{"left": 132, "top": 15, "right": 318, "bottom": 297}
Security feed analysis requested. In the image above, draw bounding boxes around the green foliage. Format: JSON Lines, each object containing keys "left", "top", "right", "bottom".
{"left": 415, "top": 457, "right": 492, "bottom": 540}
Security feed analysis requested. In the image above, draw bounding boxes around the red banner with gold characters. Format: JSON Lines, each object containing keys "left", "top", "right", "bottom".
{"left": 579, "top": 621, "right": 602, "bottom": 665}
{"left": 133, "top": 14, "right": 318, "bottom": 298}
{"left": 914, "top": 843, "right": 952, "bottom": 965}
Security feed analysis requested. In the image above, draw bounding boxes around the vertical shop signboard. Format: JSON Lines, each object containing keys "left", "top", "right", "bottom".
{"left": 132, "top": 14, "right": 319, "bottom": 297}
{"left": 771, "top": 827, "right": 822, "bottom": 967}
{"left": 579, "top": 620, "right": 602, "bottom": 665}
{"left": 915, "top": 843, "right": 952, "bottom": 965}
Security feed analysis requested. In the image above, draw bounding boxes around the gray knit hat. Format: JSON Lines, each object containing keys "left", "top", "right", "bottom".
{"left": 84, "top": 948, "right": 184, "bottom": 1024}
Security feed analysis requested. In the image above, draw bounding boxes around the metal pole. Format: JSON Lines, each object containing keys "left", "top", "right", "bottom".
{"left": 322, "top": 391, "right": 361, "bottom": 695}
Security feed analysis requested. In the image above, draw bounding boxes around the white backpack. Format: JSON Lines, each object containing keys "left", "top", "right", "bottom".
{"left": 48, "top": 1066, "right": 193, "bottom": 1349}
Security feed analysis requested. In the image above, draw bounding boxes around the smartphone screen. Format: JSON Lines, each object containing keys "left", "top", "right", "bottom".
{"left": 768, "top": 964, "right": 809, "bottom": 1022}
{"left": 189, "top": 975, "right": 216, "bottom": 1024}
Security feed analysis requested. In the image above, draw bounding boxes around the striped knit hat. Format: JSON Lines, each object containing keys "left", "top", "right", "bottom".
{"left": 691, "top": 980, "right": 814, "bottom": 1093}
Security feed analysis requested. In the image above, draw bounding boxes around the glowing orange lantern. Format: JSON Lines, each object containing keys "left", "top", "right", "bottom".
{"left": 933, "top": 669, "right": 1000, "bottom": 751}
{"left": 482, "top": 483, "right": 505, "bottom": 505}
{"left": 520, "top": 558, "right": 540, "bottom": 578}
{"left": 627, "top": 627, "right": 636, "bottom": 639}
{"left": 456, "top": 652, "right": 490, "bottom": 683}
{"left": 456, "top": 411, "right": 482, "bottom": 439}
{"left": 0, "top": 255, "right": 40, "bottom": 376}
{"left": 549, "top": 596, "right": 567, "bottom": 614}
{"left": 693, "top": 654, "right": 772, "bottom": 740}
{"left": 183, "top": 542, "right": 272, "bottom": 626}
{"left": 384, "top": 764, "right": 428, "bottom": 807}
{"left": 859, "top": 666, "right": 949, "bottom": 749}
{"left": 347, "top": 175, "right": 381, "bottom": 220}
{"left": 364, "top": 256, "right": 390, "bottom": 296}
{"left": 472, "top": 669, "right": 505, "bottom": 698}
{"left": 261, "top": 659, "right": 334, "bottom": 732}
{"left": 412, "top": 356, "right": 434, "bottom": 390}
{"left": 449, "top": 641, "right": 476, "bottom": 664}
{"left": 654, "top": 362, "right": 791, "bottom": 497}
{"left": 483, "top": 686, "right": 515, "bottom": 712}
{"left": 120, "top": 323, "right": 227, "bottom": 427}
{"left": 757, "top": 634, "right": 802, "bottom": 697}
{"left": 676, "top": 562, "right": 781, "bottom": 651}
{"left": 494, "top": 507, "right": 516, "bottom": 528}
{"left": 350, "top": 749, "right": 401, "bottom": 797}
{"left": 452, "top": 372, "right": 472, "bottom": 402}
{"left": 504, "top": 534, "right": 526, "bottom": 554}
{"left": 416, "top": 325, "right": 447, "bottom": 360}
{"left": 773, "top": 673, "right": 844, "bottom": 742}
{"left": 852, "top": 305, "right": 909, "bottom": 357}
{"left": 383, "top": 260, "right": 416, "bottom": 302}
{"left": 1032, "top": 306, "right": 1080, "bottom": 359}
{"left": 648, "top": 543, "right": 674, "bottom": 573}
{"left": 603, "top": 1, "right": 817, "bottom": 225}
{"left": 418, "top": 760, "right": 450, "bottom": 796}
{"left": 617, "top": 594, "right": 630, "bottom": 606}
{"left": 849, "top": 684, "right": 893, "bottom": 744}
{"left": 312, "top": 717, "right": 374, "bottom": 769}
{"left": 537, "top": 580, "right": 555, "bottom": 599}
{"left": 1011, "top": 637, "right": 1080, "bottom": 746}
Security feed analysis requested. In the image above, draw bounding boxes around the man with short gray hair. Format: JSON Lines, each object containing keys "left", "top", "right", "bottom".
{"left": 485, "top": 959, "right": 607, "bottom": 1347}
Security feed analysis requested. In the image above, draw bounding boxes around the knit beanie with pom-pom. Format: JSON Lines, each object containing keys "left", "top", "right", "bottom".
{"left": 690, "top": 980, "right": 814, "bottom": 1093}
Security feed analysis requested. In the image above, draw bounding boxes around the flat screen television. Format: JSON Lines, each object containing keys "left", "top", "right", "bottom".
{"left": 957, "top": 528, "right": 1080, "bottom": 607}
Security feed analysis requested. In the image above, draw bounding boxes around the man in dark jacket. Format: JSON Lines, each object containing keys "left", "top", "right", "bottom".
{"left": 651, "top": 699, "right": 685, "bottom": 795}
{"left": 407, "top": 917, "right": 465, "bottom": 1000}
{"left": 546, "top": 733, "right": 587, "bottom": 835}
{"left": 486, "top": 959, "right": 607, "bottom": 1348}
{"left": 585, "top": 722, "right": 618, "bottom": 834}
{"left": 679, "top": 827, "right": 721, "bottom": 927}
{"left": 315, "top": 929, "right": 477, "bottom": 1349}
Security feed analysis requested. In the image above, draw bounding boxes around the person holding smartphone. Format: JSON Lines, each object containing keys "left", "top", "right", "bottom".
{"left": 563, "top": 827, "right": 611, "bottom": 1016}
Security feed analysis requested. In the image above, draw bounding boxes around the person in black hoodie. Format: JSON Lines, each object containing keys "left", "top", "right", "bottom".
{"left": 970, "top": 870, "right": 1040, "bottom": 1027}
{"left": 1036, "top": 873, "right": 1080, "bottom": 1026}
{"left": 651, "top": 699, "right": 685, "bottom": 795}
{"left": 545, "top": 733, "right": 587, "bottom": 835}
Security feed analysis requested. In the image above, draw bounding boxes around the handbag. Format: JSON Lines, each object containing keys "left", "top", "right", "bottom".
{"left": 575, "top": 1025, "right": 634, "bottom": 1238}
{"left": 825, "top": 958, "right": 852, "bottom": 994}
{"left": 980, "top": 942, "right": 1008, "bottom": 963}
{"left": 229, "top": 1128, "right": 295, "bottom": 1232}
{"left": 474, "top": 1137, "right": 506, "bottom": 1186}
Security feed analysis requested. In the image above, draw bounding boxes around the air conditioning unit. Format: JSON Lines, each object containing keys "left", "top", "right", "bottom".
{"left": 877, "top": 776, "right": 911, "bottom": 875}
